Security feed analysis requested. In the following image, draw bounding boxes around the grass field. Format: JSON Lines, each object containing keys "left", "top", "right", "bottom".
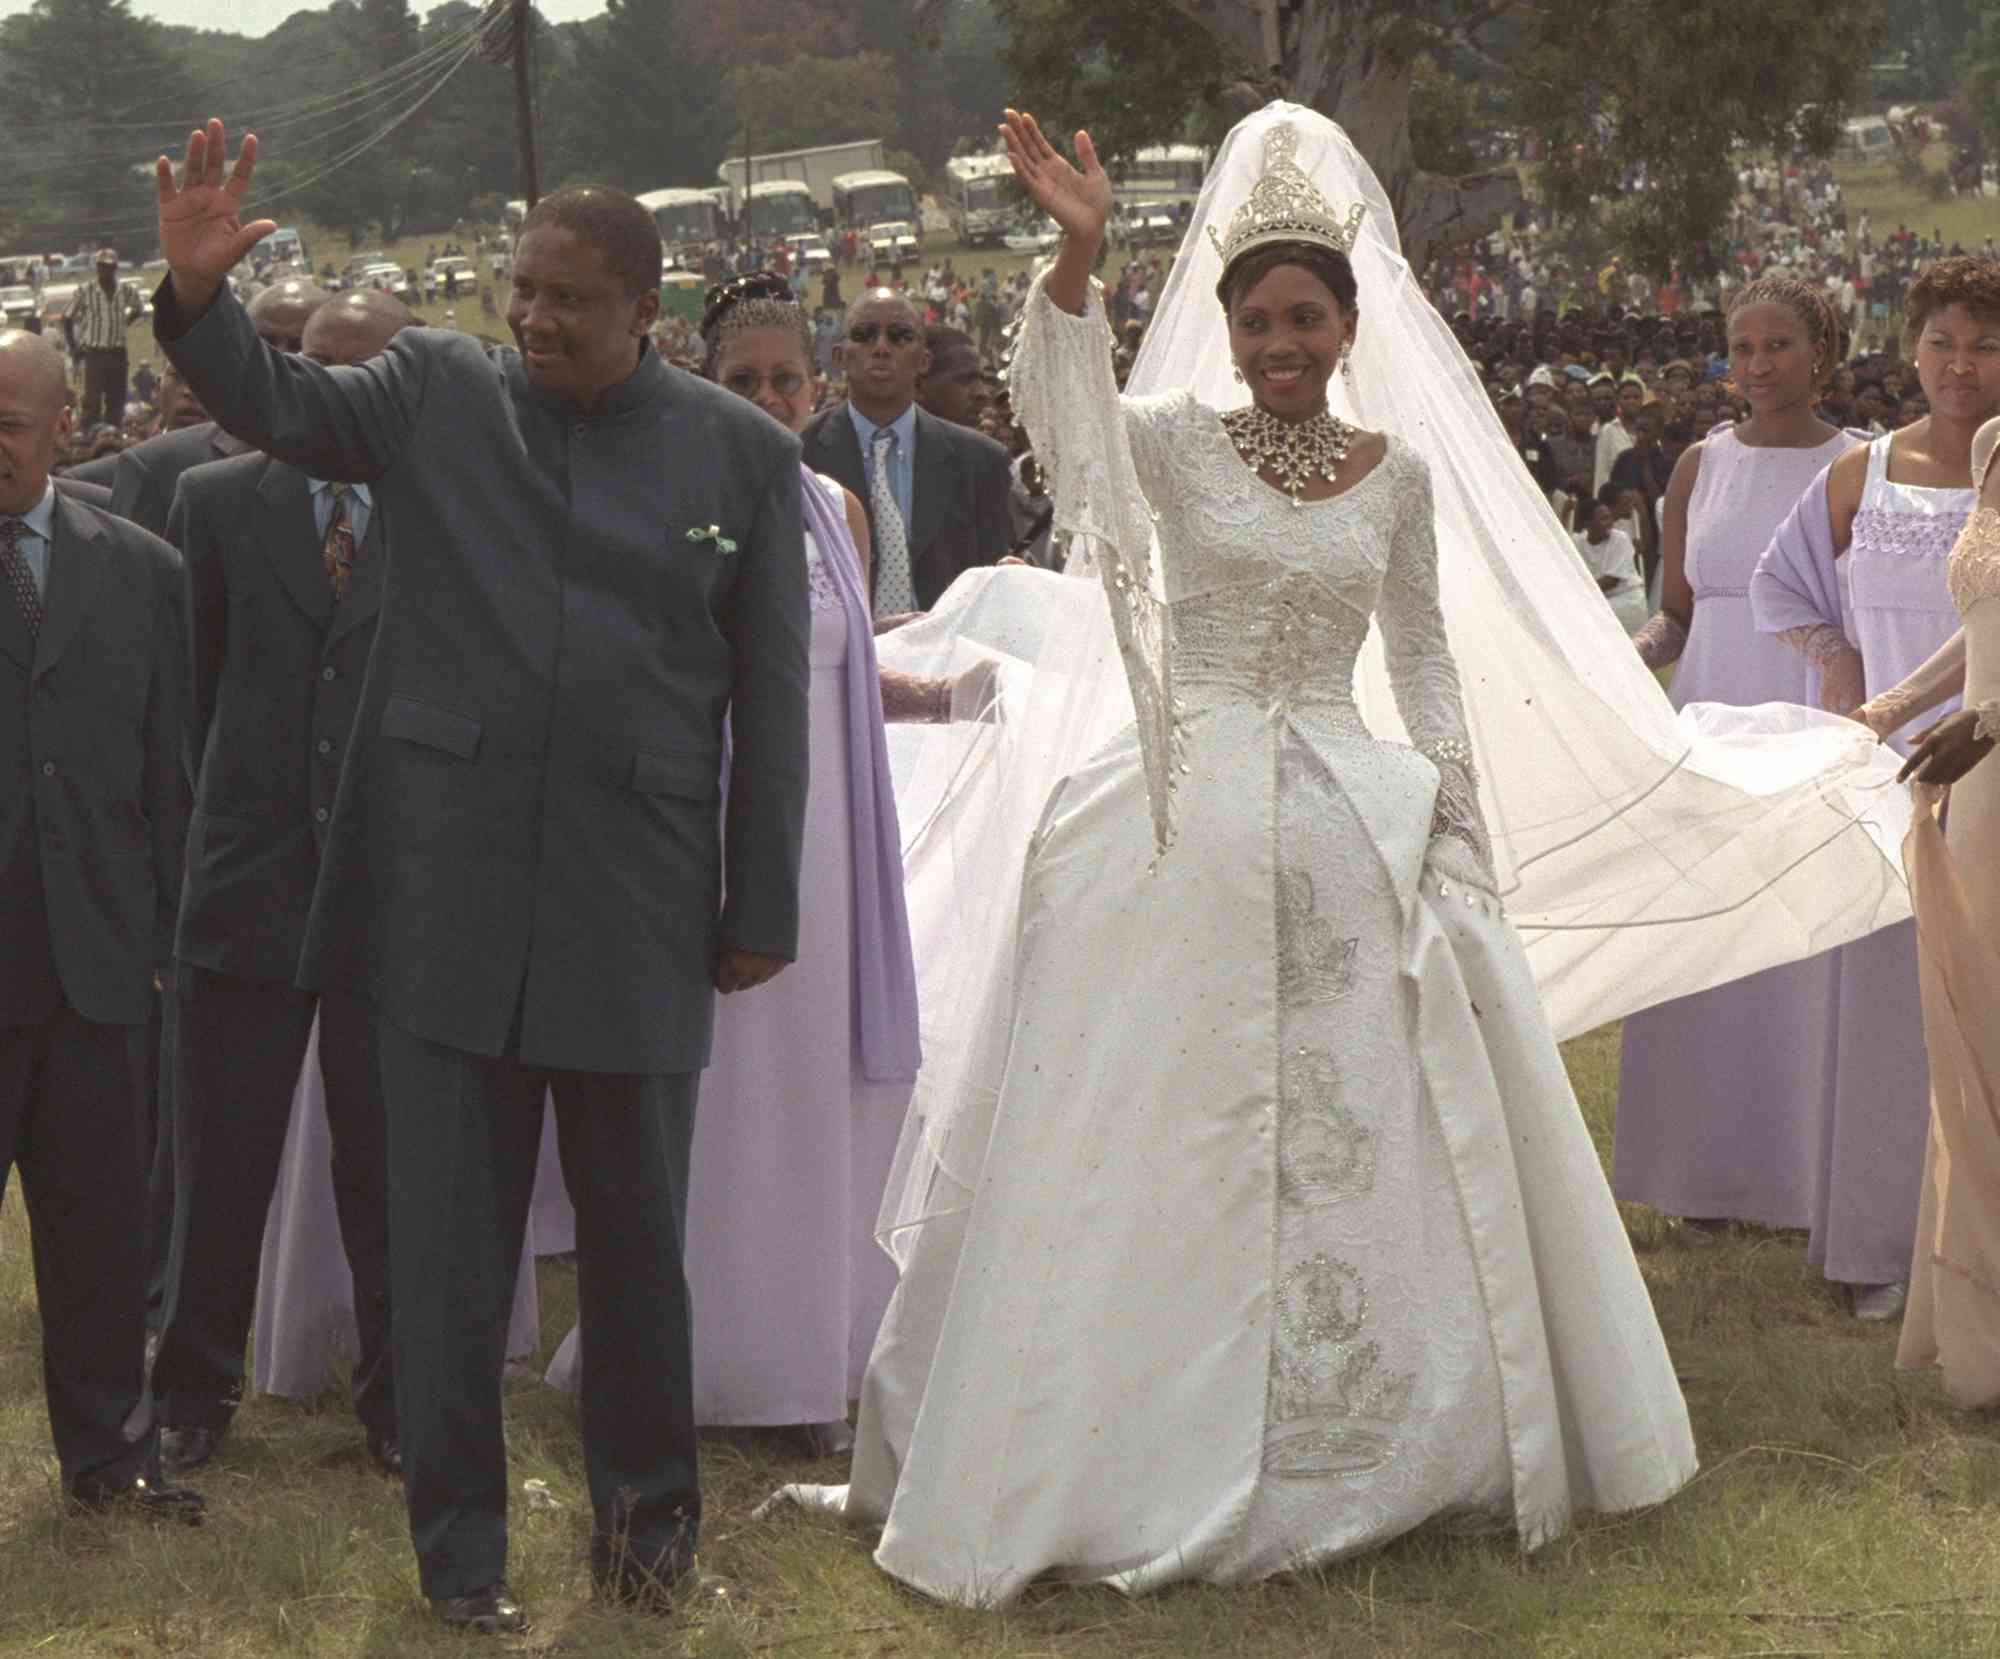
{"left": 24, "top": 154, "right": 2000, "bottom": 1657}
{"left": 5, "top": 1025, "right": 2000, "bottom": 1657}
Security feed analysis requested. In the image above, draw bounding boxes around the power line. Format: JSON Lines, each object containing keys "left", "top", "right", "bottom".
{"left": 0, "top": 33, "right": 487, "bottom": 246}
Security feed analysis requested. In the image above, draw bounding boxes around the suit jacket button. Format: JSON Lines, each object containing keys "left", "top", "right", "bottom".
{"left": 314, "top": 806, "right": 330, "bottom": 823}
{"left": 321, "top": 666, "right": 336, "bottom": 681}
{"left": 317, "top": 738, "right": 332, "bottom": 755}
{"left": 40, "top": 759, "right": 55, "bottom": 776}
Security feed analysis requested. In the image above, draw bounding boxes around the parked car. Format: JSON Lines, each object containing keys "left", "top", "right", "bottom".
{"left": 866, "top": 220, "right": 921, "bottom": 263}
{"left": 0, "top": 285, "right": 37, "bottom": 326}
{"left": 341, "top": 250, "right": 389, "bottom": 289}
{"left": 1003, "top": 216, "right": 1061, "bottom": 255}
{"left": 1119, "top": 200, "right": 1179, "bottom": 248}
{"left": 784, "top": 233, "right": 833, "bottom": 272}
{"left": 429, "top": 255, "right": 477, "bottom": 293}
{"left": 358, "top": 262, "right": 415, "bottom": 300}
{"left": 38, "top": 281, "right": 78, "bottom": 326}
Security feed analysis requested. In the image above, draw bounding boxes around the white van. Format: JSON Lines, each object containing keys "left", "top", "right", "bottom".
{"left": 1839, "top": 116, "right": 1895, "bottom": 164}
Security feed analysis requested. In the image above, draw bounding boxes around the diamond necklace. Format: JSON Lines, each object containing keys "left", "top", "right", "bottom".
{"left": 1221, "top": 404, "right": 1354, "bottom": 507}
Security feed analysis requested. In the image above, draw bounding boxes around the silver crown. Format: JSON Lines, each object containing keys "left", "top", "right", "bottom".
{"left": 1207, "top": 122, "right": 1365, "bottom": 270}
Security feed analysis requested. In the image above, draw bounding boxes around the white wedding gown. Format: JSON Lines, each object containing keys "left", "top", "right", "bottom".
{"left": 780, "top": 283, "right": 1697, "bottom": 1604}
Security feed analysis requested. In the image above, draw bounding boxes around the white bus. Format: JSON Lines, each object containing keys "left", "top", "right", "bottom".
{"left": 945, "top": 153, "right": 1020, "bottom": 247}
{"left": 1111, "top": 144, "right": 1208, "bottom": 209}
{"left": 636, "top": 187, "right": 723, "bottom": 256}
{"left": 742, "top": 179, "right": 821, "bottom": 241}
{"left": 831, "top": 169, "right": 921, "bottom": 232}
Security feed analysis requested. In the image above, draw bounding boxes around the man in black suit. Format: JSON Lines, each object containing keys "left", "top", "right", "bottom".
{"left": 801, "top": 287, "right": 1012, "bottom": 616}
{"left": 112, "top": 282, "right": 328, "bottom": 538}
{"left": 52, "top": 473, "right": 115, "bottom": 511}
{"left": 0, "top": 330, "right": 201, "bottom": 1522}
{"left": 157, "top": 125, "right": 807, "bottom": 1633}
{"left": 152, "top": 289, "right": 411, "bottom": 1481}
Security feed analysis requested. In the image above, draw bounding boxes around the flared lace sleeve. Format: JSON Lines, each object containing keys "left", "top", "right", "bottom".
{"left": 1010, "top": 270, "right": 1187, "bottom": 853}
{"left": 1376, "top": 445, "right": 1495, "bottom": 882}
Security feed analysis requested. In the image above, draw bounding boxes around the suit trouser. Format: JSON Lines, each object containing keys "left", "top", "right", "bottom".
{"left": 153, "top": 968, "right": 392, "bottom": 1433}
{"left": 0, "top": 1002, "right": 158, "bottom": 1490}
{"left": 80, "top": 347, "right": 127, "bottom": 429}
{"left": 376, "top": 1013, "right": 700, "bottom": 1600}
{"left": 143, "top": 981, "right": 174, "bottom": 1330}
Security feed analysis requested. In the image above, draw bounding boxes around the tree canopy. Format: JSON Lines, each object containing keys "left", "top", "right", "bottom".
{"left": 987, "top": 0, "right": 1886, "bottom": 273}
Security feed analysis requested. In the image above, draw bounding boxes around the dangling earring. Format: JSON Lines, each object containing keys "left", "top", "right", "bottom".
{"left": 1339, "top": 344, "right": 1354, "bottom": 380}
{"left": 1233, "top": 365, "right": 1244, "bottom": 383}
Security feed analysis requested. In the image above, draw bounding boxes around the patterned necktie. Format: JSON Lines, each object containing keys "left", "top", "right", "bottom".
{"left": 0, "top": 517, "right": 41, "bottom": 642}
{"left": 870, "top": 427, "right": 916, "bottom": 616}
{"left": 322, "top": 483, "right": 354, "bottom": 601}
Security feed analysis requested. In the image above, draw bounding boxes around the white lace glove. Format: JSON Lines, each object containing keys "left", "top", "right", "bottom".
{"left": 1776, "top": 623, "right": 1866, "bottom": 717}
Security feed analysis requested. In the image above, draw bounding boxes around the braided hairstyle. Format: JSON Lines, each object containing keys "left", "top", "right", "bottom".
{"left": 1726, "top": 276, "right": 1843, "bottom": 389}
{"left": 700, "top": 269, "right": 814, "bottom": 378}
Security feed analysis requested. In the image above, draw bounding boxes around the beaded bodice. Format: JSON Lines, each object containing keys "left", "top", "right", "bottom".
{"left": 1008, "top": 281, "right": 1491, "bottom": 871}
{"left": 1172, "top": 573, "right": 1370, "bottom": 735}
{"left": 1951, "top": 508, "right": 2000, "bottom": 619}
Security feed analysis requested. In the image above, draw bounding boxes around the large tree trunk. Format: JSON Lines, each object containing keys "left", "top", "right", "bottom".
{"left": 1168, "top": 0, "right": 1520, "bottom": 272}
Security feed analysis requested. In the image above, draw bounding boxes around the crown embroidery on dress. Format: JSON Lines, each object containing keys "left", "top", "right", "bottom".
{"left": 1207, "top": 122, "right": 1367, "bottom": 270}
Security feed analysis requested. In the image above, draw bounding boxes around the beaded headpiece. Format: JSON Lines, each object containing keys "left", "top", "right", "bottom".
{"left": 1207, "top": 122, "right": 1366, "bottom": 271}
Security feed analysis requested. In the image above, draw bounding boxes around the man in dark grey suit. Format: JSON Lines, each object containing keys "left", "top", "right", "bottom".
{"left": 112, "top": 282, "right": 327, "bottom": 538}
{"left": 801, "top": 287, "right": 1013, "bottom": 614}
{"left": 155, "top": 123, "right": 808, "bottom": 1633}
{"left": 0, "top": 330, "right": 202, "bottom": 1522}
{"left": 151, "top": 290, "right": 411, "bottom": 1483}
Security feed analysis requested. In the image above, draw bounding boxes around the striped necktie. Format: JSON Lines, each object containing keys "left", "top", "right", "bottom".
{"left": 322, "top": 483, "right": 355, "bottom": 601}
{"left": 870, "top": 427, "right": 916, "bottom": 616}
{"left": 0, "top": 517, "right": 41, "bottom": 641}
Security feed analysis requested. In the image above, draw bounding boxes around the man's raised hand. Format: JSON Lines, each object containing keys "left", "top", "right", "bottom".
{"left": 155, "top": 119, "right": 277, "bottom": 315}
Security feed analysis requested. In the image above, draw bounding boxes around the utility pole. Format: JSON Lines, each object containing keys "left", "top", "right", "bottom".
{"left": 510, "top": 0, "right": 540, "bottom": 210}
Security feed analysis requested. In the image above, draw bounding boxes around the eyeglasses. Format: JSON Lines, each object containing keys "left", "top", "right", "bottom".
{"left": 848, "top": 323, "right": 918, "bottom": 346}
{"left": 721, "top": 368, "right": 808, "bottom": 399}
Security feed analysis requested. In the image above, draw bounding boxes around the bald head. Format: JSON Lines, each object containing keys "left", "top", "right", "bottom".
{"left": 248, "top": 279, "right": 331, "bottom": 353}
{"left": 302, "top": 289, "right": 414, "bottom": 368}
{"left": 843, "top": 287, "right": 921, "bottom": 333}
{"left": 0, "top": 330, "right": 73, "bottom": 513}
{"left": 841, "top": 288, "right": 929, "bottom": 424}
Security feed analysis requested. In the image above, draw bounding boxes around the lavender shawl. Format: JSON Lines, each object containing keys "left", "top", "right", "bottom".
{"left": 800, "top": 466, "right": 922, "bottom": 1082}
{"left": 1749, "top": 463, "right": 1848, "bottom": 708}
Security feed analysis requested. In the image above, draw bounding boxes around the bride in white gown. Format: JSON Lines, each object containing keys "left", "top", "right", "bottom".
{"left": 776, "top": 107, "right": 1699, "bottom": 1605}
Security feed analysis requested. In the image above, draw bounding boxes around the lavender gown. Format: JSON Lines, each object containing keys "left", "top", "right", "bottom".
{"left": 1805, "top": 436, "right": 1964, "bottom": 1286}
{"left": 251, "top": 1018, "right": 541, "bottom": 1401}
{"left": 1614, "top": 426, "right": 1859, "bottom": 1230}
{"left": 547, "top": 475, "right": 911, "bottom": 1423}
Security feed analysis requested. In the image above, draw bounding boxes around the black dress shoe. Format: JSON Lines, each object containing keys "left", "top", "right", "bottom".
{"left": 69, "top": 1473, "right": 206, "bottom": 1526}
{"left": 160, "top": 1423, "right": 226, "bottom": 1474}
{"left": 431, "top": 1582, "right": 528, "bottom": 1635}
{"left": 365, "top": 1428, "right": 402, "bottom": 1477}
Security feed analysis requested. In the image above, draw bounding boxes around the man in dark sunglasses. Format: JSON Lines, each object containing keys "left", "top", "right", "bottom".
{"left": 802, "top": 287, "right": 1013, "bottom": 620}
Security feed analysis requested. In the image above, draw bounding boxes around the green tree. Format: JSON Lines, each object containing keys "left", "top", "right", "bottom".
{"left": 979, "top": 0, "right": 1883, "bottom": 274}
{"left": 557, "top": 0, "right": 725, "bottom": 192}
{"left": 721, "top": 52, "right": 902, "bottom": 158}
{"left": 1890, "top": 0, "right": 1978, "bottom": 99}
{"left": 0, "top": 0, "right": 194, "bottom": 252}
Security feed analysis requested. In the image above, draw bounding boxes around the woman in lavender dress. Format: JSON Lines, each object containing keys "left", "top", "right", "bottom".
{"left": 1614, "top": 280, "right": 1861, "bottom": 1244}
{"left": 548, "top": 273, "right": 962, "bottom": 1451}
{"left": 1751, "top": 259, "right": 2000, "bottom": 1320}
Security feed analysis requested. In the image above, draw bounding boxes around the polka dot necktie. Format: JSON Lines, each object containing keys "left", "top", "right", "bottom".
{"left": 870, "top": 428, "right": 916, "bottom": 616}
{"left": 0, "top": 517, "right": 41, "bottom": 642}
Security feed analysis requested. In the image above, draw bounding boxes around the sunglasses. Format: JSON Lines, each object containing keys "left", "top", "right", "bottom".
{"left": 848, "top": 323, "right": 918, "bottom": 346}
{"left": 721, "top": 368, "right": 808, "bottom": 399}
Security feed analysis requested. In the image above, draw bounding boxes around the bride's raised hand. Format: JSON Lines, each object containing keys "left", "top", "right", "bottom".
{"left": 1000, "top": 109, "right": 1112, "bottom": 247}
